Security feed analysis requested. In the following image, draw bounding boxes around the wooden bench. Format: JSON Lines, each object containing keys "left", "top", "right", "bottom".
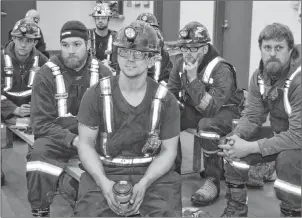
{"left": 1, "top": 124, "right": 84, "bottom": 181}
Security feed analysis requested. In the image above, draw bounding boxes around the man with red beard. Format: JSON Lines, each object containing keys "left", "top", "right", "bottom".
{"left": 26, "top": 20, "right": 112, "bottom": 217}
{"left": 89, "top": 2, "right": 117, "bottom": 71}
{"left": 218, "top": 23, "right": 301, "bottom": 217}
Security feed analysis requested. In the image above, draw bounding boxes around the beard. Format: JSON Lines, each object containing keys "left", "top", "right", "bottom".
{"left": 96, "top": 23, "right": 108, "bottom": 30}
{"left": 62, "top": 54, "right": 87, "bottom": 69}
{"left": 263, "top": 58, "right": 284, "bottom": 79}
{"left": 183, "top": 54, "right": 197, "bottom": 65}
{"left": 183, "top": 52, "right": 204, "bottom": 66}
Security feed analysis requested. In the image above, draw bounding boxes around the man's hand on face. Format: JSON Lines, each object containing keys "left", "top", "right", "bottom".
{"left": 14, "top": 104, "right": 31, "bottom": 117}
{"left": 125, "top": 181, "right": 148, "bottom": 217}
{"left": 184, "top": 61, "right": 198, "bottom": 83}
{"left": 100, "top": 179, "right": 122, "bottom": 215}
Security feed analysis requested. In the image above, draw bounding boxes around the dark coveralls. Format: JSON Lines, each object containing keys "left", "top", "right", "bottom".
{"left": 1, "top": 40, "right": 48, "bottom": 125}
{"left": 74, "top": 76, "right": 182, "bottom": 217}
{"left": 88, "top": 28, "right": 118, "bottom": 71}
{"left": 167, "top": 44, "right": 243, "bottom": 185}
{"left": 224, "top": 45, "right": 301, "bottom": 215}
{"left": 26, "top": 54, "right": 112, "bottom": 212}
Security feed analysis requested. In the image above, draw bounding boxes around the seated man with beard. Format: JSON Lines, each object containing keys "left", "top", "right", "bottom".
{"left": 219, "top": 23, "right": 301, "bottom": 217}
{"left": 26, "top": 20, "right": 112, "bottom": 217}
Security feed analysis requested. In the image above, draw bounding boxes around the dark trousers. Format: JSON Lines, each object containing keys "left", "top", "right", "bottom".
{"left": 224, "top": 127, "right": 301, "bottom": 211}
{"left": 176, "top": 105, "right": 239, "bottom": 184}
{"left": 74, "top": 167, "right": 182, "bottom": 217}
{"left": 26, "top": 138, "right": 77, "bottom": 209}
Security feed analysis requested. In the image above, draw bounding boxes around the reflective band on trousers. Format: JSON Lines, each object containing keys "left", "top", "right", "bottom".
{"left": 274, "top": 178, "right": 302, "bottom": 196}
{"left": 26, "top": 161, "right": 63, "bottom": 177}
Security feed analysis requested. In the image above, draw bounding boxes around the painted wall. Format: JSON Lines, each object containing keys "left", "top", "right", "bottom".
{"left": 179, "top": 1, "right": 215, "bottom": 40}
{"left": 37, "top": 1, "right": 153, "bottom": 50}
{"left": 249, "top": 1, "right": 301, "bottom": 79}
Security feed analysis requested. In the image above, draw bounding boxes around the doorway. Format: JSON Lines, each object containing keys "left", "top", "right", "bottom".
{"left": 213, "top": 1, "right": 253, "bottom": 90}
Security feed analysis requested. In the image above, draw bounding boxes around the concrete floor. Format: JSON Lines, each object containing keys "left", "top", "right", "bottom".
{"left": 1, "top": 132, "right": 280, "bottom": 217}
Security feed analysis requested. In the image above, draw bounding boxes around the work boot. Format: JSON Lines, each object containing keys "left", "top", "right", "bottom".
{"left": 247, "top": 162, "right": 275, "bottom": 187}
{"left": 191, "top": 177, "right": 219, "bottom": 206}
{"left": 221, "top": 183, "right": 248, "bottom": 217}
{"left": 1, "top": 169, "right": 5, "bottom": 186}
{"left": 280, "top": 208, "right": 301, "bottom": 217}
{"left": 31, "top": 207, "right": 50, "bottom": 217}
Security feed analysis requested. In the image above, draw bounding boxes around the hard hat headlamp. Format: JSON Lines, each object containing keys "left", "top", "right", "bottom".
{"left": 124, "top": 27, "right": 137, "bottom": 40}
{"left": 20, "top": 26, "right": 27, "bottom": 33}
{"left": 179, "top": 29, "right": 188, "bottom": 38}
{"left": 142, "top": 15, "right": 148, "bottom": 21}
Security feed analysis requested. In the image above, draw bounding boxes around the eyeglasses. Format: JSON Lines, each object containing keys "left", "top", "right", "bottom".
{"left": 179, "top": 46, "right": 204, "bottom": 53}
{"left": 118, "top": 48, "right": 149, "bottom": 60}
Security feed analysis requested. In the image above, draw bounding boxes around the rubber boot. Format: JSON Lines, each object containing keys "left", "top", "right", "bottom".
{"left": 191, "top": 153, "right": 221, "bottom": 206}
{"left": 221, "top": 183, "right": 248, "bottom": 217}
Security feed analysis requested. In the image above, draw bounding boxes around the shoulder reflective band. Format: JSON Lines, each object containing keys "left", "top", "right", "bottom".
{"left": 45, "top": 61, "right": 68, "bottom": 117}
{"left": 274, "top": 178, "right": 301, "bottom": 196}
{"left": 26, "top": 161, "right": 63, "bottom": 177}
{"left": 90, "top": 58, "right": 100, "bottom": 87}
{"left": 106, "top": 34, "right": 113, "bottom": 61}
{"left": 284, "top": 66, "right": 301, "bottom": 115}
{"left": 202, "top": 56, "right": 224, "bottom": 84}
{"left": 3, "top": 52, "right": 14, "bottom": 92}
{"left": 257, "top": 75, "right": 264, "bottom": 96}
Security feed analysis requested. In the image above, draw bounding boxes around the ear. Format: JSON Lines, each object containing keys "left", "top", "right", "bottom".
{"left": 203, "top": 44, "right": 209, "bottom": 54}
{"left": 147, "top": 55, "right": 156, "bottom": 69}
{"left": 34, "top": 40, "right": 38, "bottom": 46}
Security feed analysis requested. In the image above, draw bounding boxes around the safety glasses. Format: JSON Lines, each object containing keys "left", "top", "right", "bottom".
{"left": 118, "top": 48, "right": 149, "bottom": 60}
{"left": 179, "top": 46, "right": 204, "bottom": 53}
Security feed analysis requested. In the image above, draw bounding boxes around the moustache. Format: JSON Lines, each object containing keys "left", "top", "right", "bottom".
{"left": 67, "top": 55, "right": 78, "bottom": 59}
{"left": 266, "top": 58, "right": 281, "bottom": 64}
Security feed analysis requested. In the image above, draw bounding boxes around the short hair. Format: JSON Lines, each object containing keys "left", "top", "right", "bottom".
{"left": 258, "top": 23, "right": 294, "bottom": 50}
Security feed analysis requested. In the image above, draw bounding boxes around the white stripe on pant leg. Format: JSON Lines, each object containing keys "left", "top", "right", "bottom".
{"left": 274, "top": 179, "right": 301, "bottom": 196}
{"left": 26, "top": 161, "right": 63, "bottom": 177}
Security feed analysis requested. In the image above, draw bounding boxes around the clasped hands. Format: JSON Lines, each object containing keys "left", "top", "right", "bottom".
{"left": 218, "top": 134, "right": 258, "bottom": 162}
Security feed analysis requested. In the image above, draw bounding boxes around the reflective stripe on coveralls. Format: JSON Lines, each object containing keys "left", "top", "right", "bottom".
{"left": 26, "top": 161, "right": 63, "bottom": 177}
{"left": 274, "top": 178, "right": 302, "bottom": 196}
